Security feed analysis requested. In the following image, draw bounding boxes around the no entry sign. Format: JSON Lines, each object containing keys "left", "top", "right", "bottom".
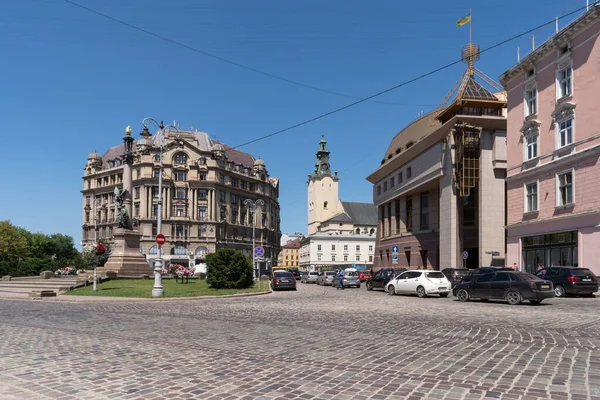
{"left": 156, "top": 234, "right": 166, "bottom": 246}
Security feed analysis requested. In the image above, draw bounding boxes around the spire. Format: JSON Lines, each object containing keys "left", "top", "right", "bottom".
{"left": 312, "top": 132, "right": 333, "bottom": 178}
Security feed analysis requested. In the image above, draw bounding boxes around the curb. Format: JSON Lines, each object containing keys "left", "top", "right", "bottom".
{"left": 39, "top": 288, "right": 272, "bottom": 303}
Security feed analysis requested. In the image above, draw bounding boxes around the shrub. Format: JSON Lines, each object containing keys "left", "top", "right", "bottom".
{"left": 206, "top": 248, "right": 253, "bottom": 289}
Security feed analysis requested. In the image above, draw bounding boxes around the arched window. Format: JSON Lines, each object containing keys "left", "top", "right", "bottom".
{"left": 406, "top": 141, "right": 415, "bottom": 149}
{"left": 148, "top": 245, "right": 163, "bottom": 256}
{"left": 356, "top": 228, "right": 360, "bottom": 234}
{"left": 195, "top": 246, "right": 208, "bottom": 257}
{"left": 370, "top": 228, "right": 375, "bottom": 235}
{"left": 107, "top": 161, "right": 114, "bottom": 168}
{"left": 324, "top": 201, "right": 328, "bottom": 209}
{"left": 174, "top": 152, "right": 187, "bottom": 164}
{"left": 171, "top": 245, "right": 188, "bottom": 256}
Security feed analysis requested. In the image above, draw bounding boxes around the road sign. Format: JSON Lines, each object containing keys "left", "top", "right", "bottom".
{"left": 462, "top": 251, "right": 469, "bottom": 260}
{"left": 254, "top": 246, "right": 265, "bottom": 258}
{"left": 391, "top": 245, "right": 399, "bottom": 264}
{"left": 156, "top": 234, "right": 166, "bottom": 246}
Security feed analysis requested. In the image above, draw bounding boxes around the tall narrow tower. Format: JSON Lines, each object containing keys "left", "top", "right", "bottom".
{"left": 307, "top": 134, "right": 339, "bottom": 235}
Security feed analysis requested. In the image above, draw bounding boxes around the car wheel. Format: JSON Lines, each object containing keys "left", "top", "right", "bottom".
{"left": 505, "top": 290, "right": 522, "bottom": 305}
{"left": 529, "top": 299, "right": 543, "bottom": 305}
{"left": 554, "top": 285, "right": 566, "bottom": 298}
{"left": 366, "top": 282, "right": 372, "bottom": 291}
{"left": 456, "top": 288, "right": 469, "bottom": 302}
{"left": 439, "top": 293, "right": 449, "bottom": 298}
{"left": 416, "top": 286, "right": 427, "bottom": 298}
{"left": 387, "top": 285, "right": 395, "bottom": 295}
{"left": 357, "top": 284, "right": 361, "bottom": 289}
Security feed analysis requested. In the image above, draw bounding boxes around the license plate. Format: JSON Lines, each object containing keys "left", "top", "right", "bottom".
{"left": 281, "top": 280, "right": 288, "bottom": 283}
{"left": 540, "top": 284, "right": 550, "bottom": 289}
{"left": 583, "top": 279, "right": 592, "bottom": 282}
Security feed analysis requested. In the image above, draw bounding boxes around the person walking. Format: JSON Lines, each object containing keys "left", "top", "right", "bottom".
{"left": 336, "top": 269, "right": 344, "bottom": 290}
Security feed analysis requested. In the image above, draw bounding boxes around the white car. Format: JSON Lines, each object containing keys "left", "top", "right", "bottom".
{"left": 386, "top": 270, "right": 451, "bottom": 298}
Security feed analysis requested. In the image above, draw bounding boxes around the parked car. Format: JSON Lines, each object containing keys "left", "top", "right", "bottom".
{"left": 317, "top": 271, "right": 336, "bottom": 286}
{"left": 453, "top": 271, "right": 554, "bottom": 305}
{"left": 332, "top": 269, "right": 361, "bottom": 288}
{"left": 357, "top": 270, "right": 372, "bottom": 282}
{"left": 536, "top": 266, "right": 598, "bottom": 297}
{"left": 460, "top": 267, "right": 514, "bottom": 282}
{"left": 301, "top": 271, "right": 319, "bottom": 284}
{"left": 299, "top": 271, "right": 308, "bottom": 280}
{"left": 271, "top": 271, "right": 297, "bottom": 291}
{"left": 441, "top": 268, "right": 470, "bottom": 287}
{"left": 366, "top": 268, "right": 407, "bottom": 291}
{"left": 386, "top": 270, "right": 451, "bottom": 298}
{"left": 288, "top": 268, "right": 301, "bottom": 280}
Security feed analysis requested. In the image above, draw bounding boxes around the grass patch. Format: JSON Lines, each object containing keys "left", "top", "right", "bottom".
{"left": 68, "top": 278, "right": 268, "bottom": 298}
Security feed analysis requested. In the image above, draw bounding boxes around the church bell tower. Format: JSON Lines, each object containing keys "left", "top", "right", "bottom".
{"left": 307, "top": 134, "right": 339, "bottom": 235}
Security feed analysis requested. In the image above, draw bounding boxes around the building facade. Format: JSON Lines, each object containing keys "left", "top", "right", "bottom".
{"left": 299, "top": 234, "right": 375, "bottom": 271}
{"left": 368, "top": 53, "right": 507, "bottom": 271}
{"left": 277, "top": 237, "right": 301, "bottom": 268}
{"left": 500, "top": 5, "right": 600, "bottom": 275}
{"left": 303, "top": 135, "right": 377, "bottom": 270}
{"left": 81, "top": 128, "right": 281, "bottom": 273}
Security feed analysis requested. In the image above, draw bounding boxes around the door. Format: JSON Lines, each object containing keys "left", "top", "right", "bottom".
{"left": 399, "top": 271, "right": 422, "bottom": 293}
{"left": 489, "top": 272, "right": 512, "bottom": 298}
{"left": 372, "top": 271, "right": 386, "bottom": 289}
{"left": 391, "top": 271, "right": 409, "bottom": 292}
{"left": 471, "top": 273, "right": 493, "bottom": 298}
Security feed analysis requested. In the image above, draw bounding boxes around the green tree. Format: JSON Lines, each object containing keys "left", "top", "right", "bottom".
{"left": 0, "top": 221, "right": 30, "bottom": 262}
{"left": 206, "top": 248, "right": 253, "bottom": 289}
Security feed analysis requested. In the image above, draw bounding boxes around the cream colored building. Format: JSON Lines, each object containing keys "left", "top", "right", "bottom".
{"left": 81, "top": 128, "right": 281, "bottom": 272}
{"left": 277, "top": 237, "right": 301, "bottom": 268}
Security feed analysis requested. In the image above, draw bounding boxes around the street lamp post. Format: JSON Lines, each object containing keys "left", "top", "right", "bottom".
{"left": 141, "top": 118, "right": 178, "bottom": 297}
{"left": 244, "top": 198, "right": 264, "bottom": 284}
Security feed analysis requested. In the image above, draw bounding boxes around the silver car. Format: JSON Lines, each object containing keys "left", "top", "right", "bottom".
{"left": 317, "top": 271, "right": 336, "bottom": 286}
{"left": 332, "top": 270, "right": 361, "bottom": 288}
{"left": 301, "top": 271, "right": 319, "bottom": 284}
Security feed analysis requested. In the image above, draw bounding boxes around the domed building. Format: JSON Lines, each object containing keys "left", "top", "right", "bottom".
{"left": 81, "top": 127, "right": 281, "bottom": 274}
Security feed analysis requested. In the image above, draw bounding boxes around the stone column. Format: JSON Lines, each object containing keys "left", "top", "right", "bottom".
{"left": 439, "top": 136, "right": 461, "bottom": 268}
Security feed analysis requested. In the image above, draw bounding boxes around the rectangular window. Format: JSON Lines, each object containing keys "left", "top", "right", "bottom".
{"left": 152, "top": 204, "right": 159, "bottom": 218}
{"left": 558, "top": 119, "right": 573, "bottom": 148}
{"left": 406, "top": 196, "right": 413, "bottom": 231}
{"left": 525, "top": 182, "right": 538, "bottom": 212}
{"left": 240, "top": 211, "right": 246, "bottom": 225}
{"left": 152, "top": 187, "right": 159, "bottom": 198}
{"left": 398, "top": 172, "right": 403, "bottom": 183}
{"left": 220, "top": 206, "right": 227, "bottom": 221}
{"left": 331, "top": 254, "right": 336, "bottom": 262}
{"left": 261, "top": 213, "right": 267, "bottom": 227}
{"left": 356, "top": 245, "right": 360, "bottom": 251}
{"left": 356, "top": 255, "right": 360, "bottom": 262}
{"left": 344, "top": 255, "right": 348, "bottom": 261}
{"left": 558, "top": 65, "right": 572, "bottom": 98}
{"left": 317, "top": 244, "right": 322, "bottom": 251}
{"left": 198, "top": 189, "right": 207, "bottom": 199}
{"left": 199, "top": 172, "right": 207, "bottom": 181}
{"left": 134, "top": 187, "right": 140, "bottom": 199}
{"left": 557, "top": 171, "right": 574, "bottom": 206}
{"left": 134, "top": 203, "right": 140, "bottom": 217}
{"left": 377, "top": 185, "right": 381, "bottom": 195}
{"left": 175, "top": 171, "right": 187, "bottom": 181}
{"left": 526, "top": 135, "right": 538, "bottom": 160}
{"left": 317, "top": 255, "right": 322, "bottom": 261}
{"left": 199, "top": 224, "right": 207, "bottom": 237}
{"left": 174, "top": 205, "right": 186, "bottom": 217}
{"left": 231, "top": 194, "right": 238, "bottom": 204}
{"left": 406, "top": 167, "right": 412, "bottom": 179}
{"left": 231, "top": 210, "right": 238, "bottom": 224}
{"left": 525, "top": 87, "right": 537, "bottom": 116}
{"left": 198, "top": 206, "right": 207, "bottom": 221}
{"left": 343, "top": 245, "right": 348, "bottom": 251}
{"left": 220, "top": 175, "right": 225, "bottom": 185}
{"left": 220, "top": 191, "right": 226, "bottom": 202}
{"left": 153, "top": 168, "right": 160, "bottom": 178}
{"left": 240, "top": 180, "right": 246, "bottom": 189}
{"left": 231, "top": 178, "right": 238, "bottom": 188}
{"left": 390, "top": 177, "right": 395, "bottom": 188}
{"left": 369, "top": 245, "right": 373, "bottom": 252}
{"left": 175, "top": 188, "right": 186, "bottom": 199}
{"left": 420, "top": 192, "right": 429, "bottom": 230}
{"left": 383, "top": 181, "right": 388, "bottom": 192}
{"left": 331, "top": 244, "right": 336, "bottom": 251}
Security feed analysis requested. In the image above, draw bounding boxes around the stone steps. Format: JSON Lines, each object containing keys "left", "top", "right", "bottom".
{"left": 0, "top": 278, "right": 89, "bottom": 299}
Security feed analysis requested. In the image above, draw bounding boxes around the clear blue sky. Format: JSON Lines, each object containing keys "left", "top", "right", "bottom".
{"left": 0, "top": 0, "right": 588, "bottom": 246}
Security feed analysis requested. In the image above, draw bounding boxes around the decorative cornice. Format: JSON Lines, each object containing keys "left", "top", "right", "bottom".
{"left": 552, "top": 102, "right": 576, "bottom": 123}
{"left": 520, "top": 119, "right": 541, "bottom": 137}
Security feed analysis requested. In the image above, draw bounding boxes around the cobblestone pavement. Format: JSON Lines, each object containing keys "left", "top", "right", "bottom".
{"left": 1, "top": 283, "right": 599, "bottom": 400}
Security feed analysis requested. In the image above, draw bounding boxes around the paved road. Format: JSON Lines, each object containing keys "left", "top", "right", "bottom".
{"left": 1, "top": 283, "right": 599, "bottom": 400}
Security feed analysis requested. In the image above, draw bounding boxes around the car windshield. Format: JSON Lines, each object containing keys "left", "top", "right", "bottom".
{"left": 309, "top": 272, "right": 318, "bottom": 276}
{"left": 515, "top": 272, "right": 542, "bottom": 281}
{"left": 345, "top": 271, "right": 358, "bottom": 277}
{"left": 274, "top": 272, "right": 294, "bottom": 278}
{"left": 426, "top": 272, "right": 445, "bottom": 279}
{"left": 325, "top": 272, "right": 336, "bottom": 276}
{"left": 571, "top": 268, "right": 595, "bottom": 277}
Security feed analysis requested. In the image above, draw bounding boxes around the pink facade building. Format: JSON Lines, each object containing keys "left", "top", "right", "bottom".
{"left": 500, "top": 5, "right": 600, "bottom": 275}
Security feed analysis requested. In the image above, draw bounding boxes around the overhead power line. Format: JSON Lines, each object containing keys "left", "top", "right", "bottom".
{"left": 62, "top": 0, "right": 433, "bottom": 107}
{"left": 229, "top": 2, "right": 595, "bottom": 150}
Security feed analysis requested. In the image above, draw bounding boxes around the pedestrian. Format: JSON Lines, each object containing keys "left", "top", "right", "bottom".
{"left": 336, "top": 269, "right": 344, "bottom": 290}
{"left": 512, "top": 262, "right": 520, "bottom": 272}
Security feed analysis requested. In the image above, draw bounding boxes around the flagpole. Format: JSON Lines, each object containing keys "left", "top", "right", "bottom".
{"left": 469, "top": 9, "right": 472, "bottom": 48}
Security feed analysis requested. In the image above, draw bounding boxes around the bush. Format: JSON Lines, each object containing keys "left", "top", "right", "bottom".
{"left": 206, "top": 248, "right": 253, "bottom": 289}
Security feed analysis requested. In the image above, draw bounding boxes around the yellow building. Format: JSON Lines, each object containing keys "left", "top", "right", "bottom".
{"left": 277, "top": 238, "right": 301, "bottom": 268}
{"left": 81, "top": 127, "right": 281, "bottom": 272}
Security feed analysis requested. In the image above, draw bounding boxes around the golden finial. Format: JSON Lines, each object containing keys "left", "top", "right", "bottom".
{"left": 125, "top": 125, "right": 132, "bottom": 135}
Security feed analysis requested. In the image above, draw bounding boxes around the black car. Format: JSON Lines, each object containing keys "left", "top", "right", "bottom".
{"left": 441, "top": 268, "right": 470, "bottom": 287}
{"left": 288, "top": 268, "right": 301, "bottom": 280}
{"left": 536, "top": 266, "right": 598, "bottom": 297}
{"left": 460, "top": 267, "right": 514, "bottom": 283}
{"left": 366, "top": 268, "right": 407, "bottom": 291}
{"left": 271, "top": 271, "right": 297, "bottom": 291}
{"left": 453, "top": 271, "right": 554, "bottom": 305}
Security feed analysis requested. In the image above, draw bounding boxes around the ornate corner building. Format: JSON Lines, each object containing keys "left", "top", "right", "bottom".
{"left": 81, "top": 128, "right": 281, "bottom": 271}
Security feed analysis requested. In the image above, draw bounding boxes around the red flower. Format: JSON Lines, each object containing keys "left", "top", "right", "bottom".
{"left": 96, "top": 243, "right": 106, "bottom": 254}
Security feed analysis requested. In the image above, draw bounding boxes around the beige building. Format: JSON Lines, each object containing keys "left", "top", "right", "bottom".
{"left": 81, "top": 128, "right": 281, "bottom": 272}
{"left": 367, "top": 47, "right": 507, "bottom": 270}
{"left": 277, "top": 237, "right": 301, "bottom": 268}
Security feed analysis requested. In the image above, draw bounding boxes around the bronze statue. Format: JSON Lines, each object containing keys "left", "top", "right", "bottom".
{"left": 114, "top": 187, "right": 130, "bottom": 229}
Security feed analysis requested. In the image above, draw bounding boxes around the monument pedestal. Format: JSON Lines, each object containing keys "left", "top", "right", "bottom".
{"left": 98, "top": 228, "right": 150, "bottom": 277}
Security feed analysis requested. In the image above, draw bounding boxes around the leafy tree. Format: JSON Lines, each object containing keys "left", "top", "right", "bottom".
{"left": 0, "top": 221, "right": 30, "bottom": 262}
{"left": 206, "top": 248, "right": 254, "bottom": 289}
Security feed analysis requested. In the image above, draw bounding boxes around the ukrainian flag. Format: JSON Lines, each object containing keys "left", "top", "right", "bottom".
{"left": 457, "top": 14, "right": 471, "bottom": 27}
